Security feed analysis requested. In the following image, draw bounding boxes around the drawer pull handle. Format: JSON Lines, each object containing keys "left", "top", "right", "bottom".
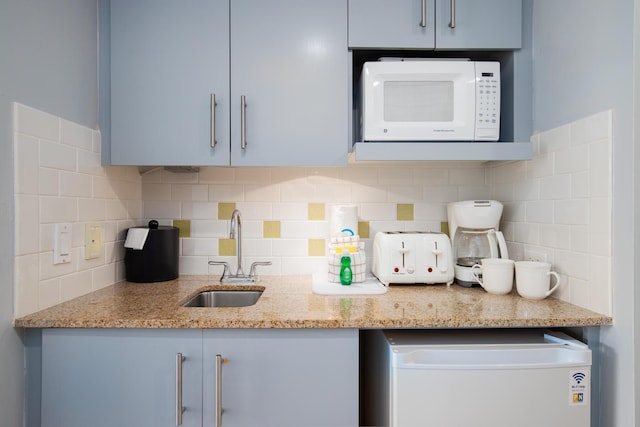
{"left": 420, "top": 0, "right": 427, "bottom": 27}
{"left": 176, "top": 353, "right": 185, "bottom": 426}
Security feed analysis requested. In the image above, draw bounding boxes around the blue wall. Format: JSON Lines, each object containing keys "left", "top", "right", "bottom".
{"left": 0, "top": 1, "right": 98, "bottom": 425}
{"left": 531, "top": 1, "right": 637, "bottom": 425}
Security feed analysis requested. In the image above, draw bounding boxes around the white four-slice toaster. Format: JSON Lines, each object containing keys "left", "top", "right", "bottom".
{"left": 372, "top": 231, "right": 454, "bottom": 285}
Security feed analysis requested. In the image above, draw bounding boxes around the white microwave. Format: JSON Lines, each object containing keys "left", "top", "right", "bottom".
{"left": 359, "top": 59, "right": 500, "bottom": 142}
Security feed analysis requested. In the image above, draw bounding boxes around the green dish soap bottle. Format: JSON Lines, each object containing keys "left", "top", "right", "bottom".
{"left": 339, "top": 249, "right": 353, "bottom": 286}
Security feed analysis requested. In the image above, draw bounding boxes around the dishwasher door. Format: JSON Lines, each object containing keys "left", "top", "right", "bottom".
{"left": 363, "top": 330, "right": 592, "bottom": 427}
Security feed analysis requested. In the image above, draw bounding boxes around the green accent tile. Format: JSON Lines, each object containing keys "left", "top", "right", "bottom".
{"left": 263, "top": 221, "right": 281, "bottom": 238}
{"left": 358, "top": 221, "right": 370, "bottom": 239}
{"left": 308, "top": 203, "right": 325, "bottom": 220}
{"left": 173, "top": 219, "right": 191, "bottom": 238}
{"left": 218, "top": 203, "right": 236, "bottom": 220}
{"left": 219, "top": 238, "right": 236, "bottom": 256}
{"left": 441, "top": 221, "right": 450, "bottom": 237}
{"left": 308, "top": 239, "right": 326, "bottom": 257}
{"left": 397, "top": 204, "right": 414, "bottom": 221}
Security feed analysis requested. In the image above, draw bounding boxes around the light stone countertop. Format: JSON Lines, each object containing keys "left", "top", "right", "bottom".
{"left": 14, "top": 275, "right": 612, "bottom": 329}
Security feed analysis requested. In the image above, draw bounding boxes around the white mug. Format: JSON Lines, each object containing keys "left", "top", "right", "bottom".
{"left": 515, "top": 261, "right": 561, "bottom": 300}
{"left": 470, "top": 258, "right": 514, "bottom": 295}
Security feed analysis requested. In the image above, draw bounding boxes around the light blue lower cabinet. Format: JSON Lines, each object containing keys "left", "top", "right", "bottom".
{"left": 40, "top": 329, "right": 358, "bottom": 427}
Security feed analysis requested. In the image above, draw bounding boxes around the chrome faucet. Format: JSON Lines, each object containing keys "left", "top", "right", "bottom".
{"left": 208, "top": 208, "right": 271, "bottom": 283}
{"left": 230, "top": 209, "right": 245, "bottom": 277}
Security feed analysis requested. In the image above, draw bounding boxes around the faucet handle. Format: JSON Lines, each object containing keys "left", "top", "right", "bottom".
{"left": 208, "top": 261, "right": 231, "bottom": 278}
{"left": 249, "top": 261, "right": 272, "bottom": 278}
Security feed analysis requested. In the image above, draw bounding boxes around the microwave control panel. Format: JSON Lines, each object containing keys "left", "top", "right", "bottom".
{"left": 474, "top": 62, "right": 501, "bottom": 141}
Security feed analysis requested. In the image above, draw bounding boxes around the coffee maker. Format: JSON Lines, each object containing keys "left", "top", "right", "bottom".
{"left": 447, "top": 200, "right": 509, "bottom": 287}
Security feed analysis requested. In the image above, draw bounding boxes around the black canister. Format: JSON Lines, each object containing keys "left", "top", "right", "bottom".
{"left": 125, "top": 220, "right": 179, "bottom": 283}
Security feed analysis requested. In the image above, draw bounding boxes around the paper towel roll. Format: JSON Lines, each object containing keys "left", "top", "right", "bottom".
{"left": 330, "top": 204, "right": 358, "bottom": 238}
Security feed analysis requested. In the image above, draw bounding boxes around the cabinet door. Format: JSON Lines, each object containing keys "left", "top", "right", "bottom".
{"left": 110, "top": 0, "right": 230, "bottom": 166}
{"left": 41, "top": 329, "right": 203, "bottom": 427}
{"left": 349, "top": 0, "right": 436, "bottom": 49}
{"left": 202, "top": 329, "right": 359, "bottom": 427}
{"left": 434, "top": 0, "right": 522, "bottom": 49}
{"left": 229, "top": 0, "right": 349, "bottom": 166}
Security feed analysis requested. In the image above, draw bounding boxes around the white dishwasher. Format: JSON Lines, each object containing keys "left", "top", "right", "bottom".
{"left": 361, "top": 330, "right": 591, "bottom": 427}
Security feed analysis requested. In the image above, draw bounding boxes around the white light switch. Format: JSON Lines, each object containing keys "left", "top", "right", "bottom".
{"left": 84, "top": 223, "right": 102, "bottom": 260}
{"left": 53, "top": 223, "right": 72, "bottom": 265}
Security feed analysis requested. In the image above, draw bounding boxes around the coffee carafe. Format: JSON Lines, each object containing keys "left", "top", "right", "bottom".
{"left": 447, "top": 200, "right": 508, "bottom": 287}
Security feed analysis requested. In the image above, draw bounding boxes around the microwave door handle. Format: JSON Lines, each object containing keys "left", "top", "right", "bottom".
{"left": 420, "top": 0, "right": 427, "bottom": 27}
{"left": 448, "top": 0, "right": 456, "bottom": 28}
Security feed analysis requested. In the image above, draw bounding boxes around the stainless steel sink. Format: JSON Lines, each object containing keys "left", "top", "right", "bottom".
{"left": 181, "top": 290, "right": 263, "bottom": 307}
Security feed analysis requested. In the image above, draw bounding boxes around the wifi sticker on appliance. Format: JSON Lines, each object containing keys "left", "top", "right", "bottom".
{"left": 568, "top": 369, "right": 590, "bottom": 406}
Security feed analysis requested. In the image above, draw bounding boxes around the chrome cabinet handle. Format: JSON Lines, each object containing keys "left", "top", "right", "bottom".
{"left": 210, "top": 93, "right": 217, "bottom": 148}
{"left": 420, "top": 0, "right": 427, "bottom": 27}
{"left": 215, "top": 355, "right": 226, "bottom": 427}
{"left": 240, "top": 95, "right": 247, "bottom": 150}
{"left": 448, "top": 0, "right": 456, "bottom": 28}
{"left": 176, "top": 353, "right": 185, "bottom": 426}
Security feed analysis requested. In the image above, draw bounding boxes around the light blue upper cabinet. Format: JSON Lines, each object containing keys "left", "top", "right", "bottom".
{"left": 229, "top": 0, "right": 348, "bottom": 166}
{"left": 434, "top": 0, "right": 522, "bottom": 49}
{"left": 110, "top": 0, "right": 230, "bottom": 166}
{"left": 109, "top": 0, "right": 348, "bottom": 166}
{"left": 348, "top": 0, "right": 436, "bottom": 49}
{"left": 348, "top": 0, "right": 522, "bottom": 50}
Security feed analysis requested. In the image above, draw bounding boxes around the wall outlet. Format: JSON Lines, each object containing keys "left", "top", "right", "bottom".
{"left": 84, "top": 223, "right": 102, "bottom": 260}
{"left": 525, "top": 249, "right": 548, "bottom": 263}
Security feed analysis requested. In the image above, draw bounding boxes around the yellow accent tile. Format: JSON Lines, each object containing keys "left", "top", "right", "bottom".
{"left": 218, "top": 203, "right": 236, "bottom": 220}
{"left": 263, "top": 221, "right": 281, "bottom": 238}
{"left": 358, "top": 221, "right": 370, "bottom": 239}
{"left": 397, "top": 204, "right": 414, "bottom": 221}
{"left": 173, "top": 220, "right": 191, "bottom": 238}
{"left": 219, "top": 239, "right": 236, "bottom": 256}
{"left": 308, "top": 239, "right": 326, "bottom": 257}
{"left": 308, "top": 203, "right": 325, "bottom": 220}
{"left": 441, "top": 221, "right": 450, "bottom": 237}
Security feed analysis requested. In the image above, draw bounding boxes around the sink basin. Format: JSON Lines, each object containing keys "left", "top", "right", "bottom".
{"left": 181, "top": 290, "right": 263, "bottom": 308}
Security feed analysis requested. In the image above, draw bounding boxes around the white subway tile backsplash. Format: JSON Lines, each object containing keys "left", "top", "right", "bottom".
{"left": 39, "top": 168, "right": 59, "bottom": 196}
{"left": 60, "top": 270, "right": 93, "bottom": 301}
{"left": 78, "top": 199, "right": 106, "bottom": 222}
{"left": 13, "top": 103, "right": 612, "bottom": 318}
{"left": 60, "top": 119, "right": 93, "bottom": 150}
{"left": 572, "top": 110, "right": 611, "bottom": 145}
{"left": 449, "top": 168, "right": 486, "bottom": 186}
{"left": 60, "top": 172, "right": 93, "bottom": 197}
{"left": 525, "top": 199, "right": 554, "bottom": 223}
{"left": 555, "top": 199, "right": 589, "bottom": 225}
{"left": 40, "top": 139, "right": 76, "bottom": 171}
{"left": 388, "top": 186, "right": 423, "bottom": 203}
{"left": 190, "top": 219, "right": 227, "bottom": 238}
{"left": 555, "top": 145, "right": 589, "bottom": 175}
{"left": 272, "top": 203, "right": 308, "bottom": 220}
{"left": 539, "top": 122, "right": 571, "bottom": 154}
{"left": 539, "top": 174, "right": 571, "bottom": 200}
{"left": 15, "top": 134, "right": 39, "bottom": 194}
{"left": 495, "top": 111, "right": 611, "bottom": 314}
{"left": 15, "top": 195, "right": 39, "bottom": 256}
{"left": 171, "top": 184, "right": 209, "bottom": 202}
{"left": 181, "top": 202, "right": 217, "bottom": 220}
{"left": 571, "top": 172, "right": 590, "bottom": 199}
{"left": 143, "top": 200, "right": 182, "bottom": 220}
{"left": 15, "top": 104, "right": 59, "bottom": 140}
{"left": 14, "top": 104, "right": 141, "bottom": 317}
{"left": 142, "top": 183, "right": 171, "bottom": 201}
